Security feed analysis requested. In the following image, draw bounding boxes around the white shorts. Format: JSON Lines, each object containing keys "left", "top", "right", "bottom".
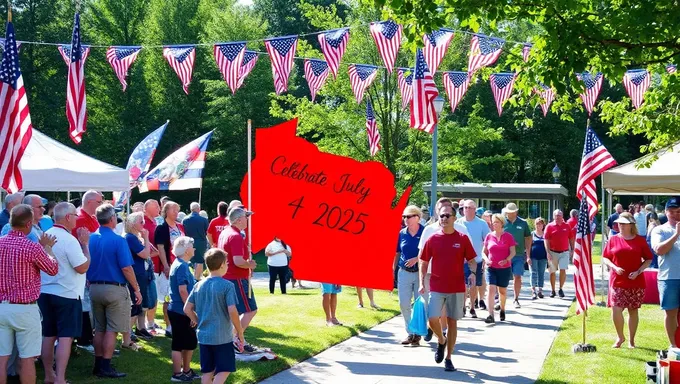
{"left": 155, "top": 273, "right": 170, "bottom": 303}
{"left": 0, "top": 303, "right": 42, "bottom": 358}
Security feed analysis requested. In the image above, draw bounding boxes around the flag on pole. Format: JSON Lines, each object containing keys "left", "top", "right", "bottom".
{"left": 139, "top": 130, "right": 214, "bottom": 192}
{"left": 264, "top": 36, "right": 298, "bottom": 95}
{"left": 468, "top": 34, "right": 505, "bottom": 74}
{"left": 575, "top": 71, "right": 603, "bottom": 116}
{"left": 0, "top": 38, "right": 21, "bottom": 51}
{"left": 65, "top": 13, "right": 88, "bottom": 144}
{"left": 106, "top": 46, "right": 141, "bottom": 91}
{"left": 573, "top": 196, "right": 595, "bottom": 315}
{"left": 163, "top": 46, "right": 196, "bottom": 95}
{"left": 422, "top": 28, "right": 454, "bottom": 74}
{"left": 365, "top": 100, "right": 380, "bottom": 157}
{"left": 0, "top": 20, "right": 33, "bottom": 193}
{"left": 534, "top": 84, "right": 556, "bottom": 117}
{"left": 623, "top": 69, "right": 651, "bottom": 109}
{"left": 442, "top": 71, "right": 470, "bottom": 113}
{"left": 490, "top": 72, "right": 517, "bottom": 116}
{"left": 348, "top": 64, "right": 378, "bottom": 104}
{"left": 369, "top": 20, "right": 402, "bottom": 74}
{"left": 113, "top": 121, "right": 168, "bottom": 208}
{"left": 397, "top": 68, "right": 413, "bottom": 110}
{"left": 522, "top": 44, "right": 532, "bottom": 62}
{"left": 318, "top": 28, "right": 349, "bottom": 79}
{"left": 576, "top": 126, "right": 617, "bottom": 220}
{"left": 410, "top": 49, "right": 439, "bottom": 134}
{"left": 237, "top": 51, "right": 259, "bottom": 89}
{"left": 214, "top": 42, "right": 246, "bottom": 94}
{"left": 666, "top": 63, "right": 677, "bottom": 74}
{"left": 58, "top": 44, "right": 90, "bottom": 66}
{"left": 304, "top": 59, "right": 329, "bottom": 102}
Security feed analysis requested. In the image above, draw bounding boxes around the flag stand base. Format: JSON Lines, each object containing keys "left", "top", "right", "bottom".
{"left": 572, "top": 343, "right": 597, "bottom": 353}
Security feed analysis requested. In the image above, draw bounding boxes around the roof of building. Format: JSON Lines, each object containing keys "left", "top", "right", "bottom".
{"left": 422, "top": 182, "right": 569, "bottom": 196}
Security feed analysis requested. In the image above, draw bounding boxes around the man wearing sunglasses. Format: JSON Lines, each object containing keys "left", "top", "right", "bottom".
{"left": 1, "top": 194, "right": 45, "bottom": 243}
{"left": 419, "top": 205, "right": 477, "bottom": 372}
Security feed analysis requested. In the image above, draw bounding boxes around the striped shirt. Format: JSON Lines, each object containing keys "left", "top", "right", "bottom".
{"left": 0, "top": 230, "right": 58, "bottom": 303}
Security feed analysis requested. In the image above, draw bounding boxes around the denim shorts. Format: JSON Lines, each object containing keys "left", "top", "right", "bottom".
{"left": 321, "top": 283, "right": 342, "bottom": 294}
{"left": 464, "top": 262, "right": 483, "bottom": 287}
{"left": 486, "top": 267, "right": 512, "bottom": 288}
{"left": 511, "top": 256, "right": 526, "bottom": 277}
{"left": 659, "top": 279, "right": 680, "bottom": 310}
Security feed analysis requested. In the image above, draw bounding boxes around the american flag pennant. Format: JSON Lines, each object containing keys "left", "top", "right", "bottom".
{"left": 237, "top": 51, "right": 259, "bottom": 89}
{"left": 365, "top": 100, "right": 381, "bottom": 157}
{"left": 468, "top": 34, "right": 505, "bottom": 74}
{"left": 0, "top": 20, "right": 33, "bottom": 193}
{"left": 410, "top": 49, "right": 439, "bottom": 134}
{"left": 422, "top": 28, "right": 454, "bottom": 74}
{"left": 65, "top": 13, "right": 87, "bottom": 144}
{"left": 214, "top": 42, "right": 246, "bottom": 94}
{"left": 304, "top": 59, "right": 329, "bottom": 102}
{"left": 490, "top": 72, "right": 517, "bottom": 116}
{"left": 533, "top": 83, "right": 556, "bottom": 117}
{"left": 106, "top": 46, "right": 141, "bottom": 91}
{"left": 397, "top": 68, "right": 413, "bottom": 110}
{"left": 264, "top": 36, "right": 298, "bottom": 95}
{"left": 576, "top": 126, "right": 616, "bottom": 220}
{"left": 575, "top": 71, "right": 603, "bottom": 116}
{"left": 573, "top": 196, "right": 595, "bottom": 315}
{"left": 522, "top": 44, "right": 532, "bottom": 62}
{"left": 318, "top": 28, "right": 349, "bottom": 79}
{"left": 348, "top": 64, "right": 378, "bottom": 104}
{"left": 369, "top": 20, "right": 402, "bottom": 74}
{"left": 623, "top": 69, "right": 651, "bottom": 109}
{"left": 58, "top": 44, "right": 90, "bottom": 66}
{"left": 442, "top": 71, "right": 470, "bottom": 113}
{"left": 666, "top": 63, "right": 677, "bottom": 74}
{"left": 163, "top": 45, "right": 196, "bottom": 95}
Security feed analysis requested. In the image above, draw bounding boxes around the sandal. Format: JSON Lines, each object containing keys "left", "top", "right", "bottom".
{"left": 331, "top": 318, "right": 343, "bottom": 326}
{"left": 121, "top": 342, "right": 141, "bottom": 351}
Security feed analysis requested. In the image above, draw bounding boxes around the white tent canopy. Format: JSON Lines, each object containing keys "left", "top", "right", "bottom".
{"left": 602, "top": 142, "right": 680, "bottom": 195}
{"left": 16, "top": 129, "right": 129, "bottom": 192}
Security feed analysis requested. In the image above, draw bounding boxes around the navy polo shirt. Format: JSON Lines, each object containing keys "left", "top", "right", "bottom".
{"left": 125, "top": 233, "right": 147, "bottom": 275}
{"left": 87, "top": 226, "right": 134, "bottom": 284}
{"left": 396, "top": 224, "right": 424, "bottom": 272}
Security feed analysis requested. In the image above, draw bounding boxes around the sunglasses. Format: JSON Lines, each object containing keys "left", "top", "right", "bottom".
{"left": 402, "top": 214, "right": 417, "bottom": 219}
{"left": 439, "top": 214, "right": 453, "bottom": 219}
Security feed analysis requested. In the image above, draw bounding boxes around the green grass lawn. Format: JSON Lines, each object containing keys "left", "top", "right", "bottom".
{"left": 42, "top": 287, "right": 399, "bottom": 384}
{"left": 537, "top": 303, "right": 666, "bottom": 384}
{"left": 592, "top": 233, "right": 602, "bottom": 265}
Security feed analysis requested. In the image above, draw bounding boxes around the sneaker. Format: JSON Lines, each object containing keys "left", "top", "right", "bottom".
{"left": 469, "top": 308, "right": 477, "bottom": 319}
{"left": 558, "top": 289, "right": 565, "bottom": 298}
{"left": 474, "top": 299, "right": 479, "bottom": 309}
{"left": 444, "top": 359, "right": 456, "bottom": 372}
{"left": 401, "top": 335, "right": 414, "bottom": 345}
{"left": 243, "top": 343, "right": 257, "bottom": 353}
{"left": 411, "top": 335, "right": 421, "bottom": 346}
{"left": 463, "top": 306, "right": 466, "bottom": 317}
{"left": 424, "top": 328, "right": 434, "bottom": 342}
{"left": 183, "top": 369, "right": 200, "bottom": 381}
{"left": 78, "top": 345, "right": 95, "bottom": 354}
{"left": 500, "top": 310, "right": 506, "bottom": 322}
{"left": 494, "top": 303, "right": 501, "bottom": 310}
{"left": 357, "top": 303, "right": 364, "bottom": 309}
{"left": 171, "top": 373, "right": 191, "bottom": 382}
{"left": 97, "top": 368, "right": 127, "bottom": 378}
{"left": 435, "top": 340, "right": 446, "bottom": 364}
{"left": 514, "top": 300, "right": 521, "bottom": 309}
{"left": 537, "top": 291, "right": 544, "bottom": 299}
{"left": 484, "top": 315, "right": 495, "bottom": 324}
{"left": 550, "top": 291, "right": 556, "bottom": 298}
{"left": 130, "top": 333, "right": 139, "bottom": 342}
{"left": 531, "top": 292, "right": 538, "bottom": 300}
{"left": 135, "top": 328, "right": 154, "bottom": 340}
{"left": 479, "top": 300, "right": 487, "bottom": 310}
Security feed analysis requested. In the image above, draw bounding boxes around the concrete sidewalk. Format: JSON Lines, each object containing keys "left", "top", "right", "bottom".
{"left": 260, "top": 268, "right": 577, "bottom": 384}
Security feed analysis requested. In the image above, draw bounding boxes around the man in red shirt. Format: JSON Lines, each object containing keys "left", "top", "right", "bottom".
{"left": 218, "top": 207, "right": 258, "bottom": 353}
{"left": 73, "top": 190, "right": 102, "bottom": 236}
{"left": 544, "top": 209, "right": 575, "bottom": 298}
{"left": 207, "top": 201, "right": 229, "bottom": 247}
{"left": 419, "top": 205, "right": 477, "bottom": 372}
{"left": 0, "top": 204, "right": 58, "bottom": 384}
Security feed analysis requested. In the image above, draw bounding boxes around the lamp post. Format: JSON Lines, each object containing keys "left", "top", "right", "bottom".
{"left": 429, "top": 95, "right": 446, "bottom": 217}
{"left": 552, "top": 163, "right": 561, "bottom": 184}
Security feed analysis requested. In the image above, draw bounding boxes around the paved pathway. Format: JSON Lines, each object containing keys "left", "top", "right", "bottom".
{"left": 260, "top": 268, "right": 578, "bottom": 384}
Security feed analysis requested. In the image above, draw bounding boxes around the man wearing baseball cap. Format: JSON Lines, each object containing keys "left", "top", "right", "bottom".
{"left": 502, "top": 203, "right": 532, "bottom": 309}
{"left": 651, "top": 197, "right": 680, "bottom": 348}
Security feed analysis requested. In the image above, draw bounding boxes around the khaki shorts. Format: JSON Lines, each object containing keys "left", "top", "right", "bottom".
{"left": 0, "top": 302, "right": 42, "bottom": 358}
{"left": 428, "top": 292, "right": 465, "bottom": 320}
{"left": 89, "top": 284, "right": 131, "bottom": 333}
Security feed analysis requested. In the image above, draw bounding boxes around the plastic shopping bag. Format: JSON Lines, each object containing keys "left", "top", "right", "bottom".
{"left": 408, "top": 296, "right": 428, "bottom": 336}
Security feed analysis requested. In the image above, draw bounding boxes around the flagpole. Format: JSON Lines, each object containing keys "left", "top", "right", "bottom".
{"left": 8, "top": 0, "right": 12, "bottom": 22}
{"left": 597, "top": 176, "right": 607, "bottom": 306}
{"left": 198, "top": 183, "right": 202, "bottom": 207}
{"left": 247, "top": 119, "right": 253, "bottom": 299}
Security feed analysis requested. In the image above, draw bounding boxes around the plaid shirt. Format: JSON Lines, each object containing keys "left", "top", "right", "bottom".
{"left": 0, "top": 230, "right": 58, "bottom": 303}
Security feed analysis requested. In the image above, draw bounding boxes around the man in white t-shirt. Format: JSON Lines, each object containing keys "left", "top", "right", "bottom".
{"left": 39, "top": 202, "right": 91, "bottom": 384}
{"left": 456, "top": 200, "right": 491, "bottom": 318}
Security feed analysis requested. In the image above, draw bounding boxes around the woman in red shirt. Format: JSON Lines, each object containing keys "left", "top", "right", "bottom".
{"left": 602, "top": 212, "right": 653, "bottom": 349}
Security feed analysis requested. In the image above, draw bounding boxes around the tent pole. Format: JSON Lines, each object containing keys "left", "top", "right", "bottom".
{"left": 198, "top": 184, "right": 202, "bottom": 207}
{"left": 599, "top": 179, "right": 606, "bottom": 305}
{"left": 67, "top": 191, "right": 71, "bottom": 202}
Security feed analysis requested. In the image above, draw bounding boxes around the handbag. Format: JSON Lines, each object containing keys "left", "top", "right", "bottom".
{"left": 408, "top": 296, "right": 429, "bottom": 336}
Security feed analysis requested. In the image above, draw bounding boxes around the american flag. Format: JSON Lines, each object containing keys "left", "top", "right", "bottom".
{"left": 522, "top": 44, "right": 532, "bottom": 62}
{"left": 58, "top": 44, "right": 90, "bottom": 66}
{"left": 0, "top": 21, "right": 32, "bottom": 193}
{"left": 422, "top": 28, "right": 454, "bottom": 74}
{"left": 264, "top": 36, "right": 298, "bottom": 95}
{"left": 623, "top": 69, "right": 651, "bottom": 109}
{"left": 575, "top": 71, "right": 603, "bottom": 116}
{"left": 468, "top": 34, "right": 505, "bottom": 74}
{"left": 576, "top": 126, "right": 616, "bottom": 220}
{"left": 106, "top": 46, "right": 141, "bottom": 91}
{"left": 573, "top": 196, "right": 595, "bottom": 315}
{"left": 318, "top": 28, "right": 349, "bottom": 79}
{"left": 65, "top": 13, "right": 87, "bottom": 144}
{"left": 410, "top": 49, "right": 439, "bottom": 134}
{"left": 534, "top": 83, "right": 555, "bottom": 117}
{"left": 442, "top": 71, "right": 470, "bottom": 113}
{"left": 237, "top": 51, "right": 259, "bottom": 89}
{"left": 397, "top": 68, "right": 413, "bottom": 110}
{"left": 365, "top": 100, "right": 380, "bottom": 157}
{"left": 666, "top": 63, "right": 677, "bottom": 74}
{"left": 369, "top": 20, "right": 402, "bottom": 74}
{"left": 0, "top": 38, "right": 21, "bottom": 52}
{"left": 490, "top": 72, "right": 516, "bottom": 116}
{"left": 348, "top": 64, "right": 378, "bottom": 104}
{"left": 214, "top": 42, "right": 246, "bottom": 94}
{"left": 163, "top": 46, "right": 196, "bottom": 95}
{"left": 304, "top": 59, "right": 329, "bottom": 102}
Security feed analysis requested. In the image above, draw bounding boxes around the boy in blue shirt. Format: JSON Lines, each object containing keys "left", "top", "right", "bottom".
{"left": 184, "top": 248, "right": 244, "bottom": 384}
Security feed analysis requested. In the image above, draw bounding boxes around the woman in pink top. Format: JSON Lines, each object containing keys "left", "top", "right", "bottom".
{"left": 482, "top": 214, "right": 517, "bottom": 324}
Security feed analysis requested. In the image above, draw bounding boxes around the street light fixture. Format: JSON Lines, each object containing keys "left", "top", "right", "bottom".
{"left": 430, "top": 95, "right": 446, "bottom": 216}
{"left": 552, "top": 163, "right": 561, "bottom": 184}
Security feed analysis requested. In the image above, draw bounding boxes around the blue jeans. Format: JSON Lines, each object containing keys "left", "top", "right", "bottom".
{"left": 530, "top": 259, "right": 548, "bottom": 289}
